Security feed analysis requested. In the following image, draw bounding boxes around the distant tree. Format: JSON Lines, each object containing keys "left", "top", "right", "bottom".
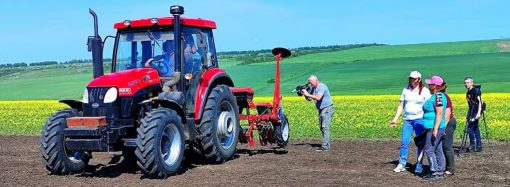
{"left": 30, "top": 61, "right": 59, "bottom": 66}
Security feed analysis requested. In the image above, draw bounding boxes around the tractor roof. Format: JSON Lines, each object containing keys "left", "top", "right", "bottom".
{"left": 114, "top": 17, "right": 216, "bottom": 29}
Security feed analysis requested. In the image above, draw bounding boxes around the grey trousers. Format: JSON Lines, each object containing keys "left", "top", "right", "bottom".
{"left": 319, "top": 105, "right": 334, "bottom": 149}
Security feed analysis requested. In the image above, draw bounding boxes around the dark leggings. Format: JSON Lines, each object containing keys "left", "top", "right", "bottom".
{"left": 442, "top": 117, "right": 457, "bottom": 173}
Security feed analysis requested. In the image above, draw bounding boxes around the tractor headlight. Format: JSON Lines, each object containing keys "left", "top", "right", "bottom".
{"left": 82, "top": 88, "right": 89, "bottom": 104}
{"left": 103, "top": 87, "right": 118, "bottom": 103}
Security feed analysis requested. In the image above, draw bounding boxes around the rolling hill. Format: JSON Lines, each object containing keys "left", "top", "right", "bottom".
{"left": 0, "top": 39, "right": 508, "bottom": 100}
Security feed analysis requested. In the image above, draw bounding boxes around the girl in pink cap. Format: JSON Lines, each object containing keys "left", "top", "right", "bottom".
{"left": 422, "top": 75, "right": 448, "bottom": 180}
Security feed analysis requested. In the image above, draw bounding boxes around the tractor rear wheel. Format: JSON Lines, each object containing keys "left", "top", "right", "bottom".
{"left": 39, "top": 109, "right": 90, "bottom": 175}
{"left": 274, "top": 113, "right": 290, "bottom": 148}
{"left": 198, "top": 85, "right": 240, "bottom": 163}
{"left": 135, "top": 108, "right": 185, "bottom": 178}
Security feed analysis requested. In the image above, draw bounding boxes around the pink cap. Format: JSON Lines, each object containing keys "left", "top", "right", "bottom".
{"left": 425, "top": 76, "right": 444, "bottom": 86}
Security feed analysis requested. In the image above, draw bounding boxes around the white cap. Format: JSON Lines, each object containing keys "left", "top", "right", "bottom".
{"left": 409, "top": 71, "right": 421, "bottom": 78}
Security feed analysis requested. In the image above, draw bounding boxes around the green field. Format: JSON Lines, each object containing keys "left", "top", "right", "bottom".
{"left": 0, "top": 39, "right": 508, "bottom": 100}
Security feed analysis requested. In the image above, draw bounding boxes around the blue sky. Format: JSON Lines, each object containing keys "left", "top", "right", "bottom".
{"left": 0, "top": 0, "right": 508, "bottom": 64}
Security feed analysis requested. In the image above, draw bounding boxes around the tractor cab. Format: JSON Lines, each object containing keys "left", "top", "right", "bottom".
{"left": 111, "top": 18, "right": 218, "bottom": 111}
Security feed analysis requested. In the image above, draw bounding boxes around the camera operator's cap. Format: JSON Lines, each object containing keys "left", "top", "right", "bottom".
{"left": 408, "top": 71, "right": 421, "bottom": 78}
{"left": 425, "top": 75, "right": 444, "bottom": 86}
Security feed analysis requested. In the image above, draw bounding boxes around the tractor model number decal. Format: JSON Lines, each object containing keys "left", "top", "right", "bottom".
{"left": 119, "top": 88, "right": 132, "bottom": 94}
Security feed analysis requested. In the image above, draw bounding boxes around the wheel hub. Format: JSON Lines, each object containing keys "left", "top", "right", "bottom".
{"left": 217, "top": 111, "right": 235, "bottom": 137}
{"left": 160, "top": 124, "right": 182, "bottom": 166}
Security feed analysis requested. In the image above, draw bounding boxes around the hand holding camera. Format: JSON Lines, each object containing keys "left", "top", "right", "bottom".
{"left": 292, "top": 83, "right": 313, "bottom": 100}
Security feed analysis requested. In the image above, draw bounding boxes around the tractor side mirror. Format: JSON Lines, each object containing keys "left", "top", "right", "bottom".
{"left": 197, "top": 32, "right": 207, "bottom": 48}
{"left": 87, "top": 37, "right": 93, "bottom": 52}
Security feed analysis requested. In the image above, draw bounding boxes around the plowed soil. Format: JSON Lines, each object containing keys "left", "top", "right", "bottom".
{"left": 1, "top": 136, "right": 509, "bottom": 186}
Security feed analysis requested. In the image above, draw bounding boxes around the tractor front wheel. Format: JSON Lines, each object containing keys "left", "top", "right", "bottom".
{"left": 39, "top": 109, "right": 90, "bottom": 175}
{"left": 198, "top": 85, "right": 240, "bottom": 163}
{"left": 135, "top": 108, "right": 185, "bottom": 178}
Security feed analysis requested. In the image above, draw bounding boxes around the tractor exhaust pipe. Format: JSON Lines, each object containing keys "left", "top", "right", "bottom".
{"left": 170, "top": 5, "right": 184, "bottom": 90}
{"left": 88, "top": 8, "right": 104, "bottom": 79}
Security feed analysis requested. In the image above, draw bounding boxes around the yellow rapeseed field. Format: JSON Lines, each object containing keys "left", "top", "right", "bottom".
{"left": 0, "top": 94, "right": 508, "bottom": 140}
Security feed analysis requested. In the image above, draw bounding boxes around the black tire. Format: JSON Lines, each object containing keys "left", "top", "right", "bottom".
{"left": 274, "top": 113, "right": 290, "bottom": 148}
{"left": 197, "top": 85, "right": 240, "bottom": 163}
{"left": 135, "top": 108, "right": 185, "bottom": 178}
{"left": 39, "top": 109, "right": 90, "bottom": 175}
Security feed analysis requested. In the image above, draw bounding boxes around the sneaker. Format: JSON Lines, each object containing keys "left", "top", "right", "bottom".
{"left": 445, "top": 171, "right": 454, "bottom": 176}
{"left": 475, "top": 147, "right": 483, "bottom": 152}
{"left": 393, "top": 164, "right": 406, "bottom": 172}
{"left": 435, "top": 174, "right": 445, "bottom": 179}
{"left": 423, "top": 174, "right": 441, "bottom": 181}
{"left": 468, "top": 146, "right": 476, "bottom": 152}
{"left": 316, "top": 147, "right": 330, "bottom": 152}
{"left": 414, "top": 164, "right": 423, "bottom": 174}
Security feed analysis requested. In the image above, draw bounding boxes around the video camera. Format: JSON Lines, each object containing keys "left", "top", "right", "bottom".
{"left": 292, "top": 83, "right": 313, "bottom": 97}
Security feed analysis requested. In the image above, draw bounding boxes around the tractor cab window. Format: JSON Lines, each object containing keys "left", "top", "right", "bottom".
{"left": 181, "top": 29, "right": 214, "bottom": 113}
{"left": 116, "top": 31, "right": 175, "bottom": 77}
{"left": 183, "top": 34, "right": 201, "bottom": 75}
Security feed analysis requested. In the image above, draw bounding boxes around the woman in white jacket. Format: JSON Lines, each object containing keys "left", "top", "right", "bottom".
{"left": 390, "top": 71, "right": 431, "bottom": 174}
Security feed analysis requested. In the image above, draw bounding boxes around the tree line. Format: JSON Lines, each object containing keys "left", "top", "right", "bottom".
{"left": 218, "top": 43, "right": 385, "bottom": 65}
{"left": 0, "top": 59, "right": 113, "bottom": 68}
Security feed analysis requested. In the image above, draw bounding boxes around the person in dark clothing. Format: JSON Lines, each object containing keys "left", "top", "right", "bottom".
{"left": 440, "top": 81, "right": 456, "bottom": 176}
{"left": 464, "top": 77, "right": 483, "bottom": 152}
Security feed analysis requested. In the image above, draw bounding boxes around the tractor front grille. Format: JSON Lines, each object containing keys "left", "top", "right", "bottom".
{"left": 83, "top": 87, "right": 120, "bottom": 119}
{"left": 88, "top": 87, "right": 110, "bottom": 103}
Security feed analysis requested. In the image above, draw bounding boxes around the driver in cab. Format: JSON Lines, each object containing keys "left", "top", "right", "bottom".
{"left": 144, "top": 40, "right": 180, "bottom": 92}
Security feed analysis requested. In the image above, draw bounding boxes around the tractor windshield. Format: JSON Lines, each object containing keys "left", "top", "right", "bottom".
{"left": 115, "top": 31, "right": 176, "bottom": 76}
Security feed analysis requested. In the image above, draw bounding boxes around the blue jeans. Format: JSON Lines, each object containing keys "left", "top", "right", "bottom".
{"left": 425, "top": 127, "right": 446, "bottom": 175}
{"left": 468, "top": 119, "right": 482, "bottom": 149}
{"left": 398, "top": 119, "right": 425, "bottom": 165}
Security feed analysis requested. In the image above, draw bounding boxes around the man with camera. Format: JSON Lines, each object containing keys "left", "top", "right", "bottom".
{"left": 301, "top": 75, "right": 334, "bottom": 151}
{"left": 464, "top": 77, "right": 483, "bottom": 152}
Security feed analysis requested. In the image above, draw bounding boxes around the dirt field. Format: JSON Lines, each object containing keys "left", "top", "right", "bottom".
{"left": 1, "top": 136, "right": 509, "bottom": 186}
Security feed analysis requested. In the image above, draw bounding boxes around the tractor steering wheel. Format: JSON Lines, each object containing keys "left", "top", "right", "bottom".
{"left": 149, "top": 59, "right": 170, "bottom": 76}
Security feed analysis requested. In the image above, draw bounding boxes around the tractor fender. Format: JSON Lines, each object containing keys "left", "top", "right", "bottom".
{"left": 151, "top": 99, "right": 187, "bottom": 125}
{"left": 194, "top": 68, "right": 234, "bottom": 121}
{"left": 59, "top": 100, "right": 83, "bottom": 111}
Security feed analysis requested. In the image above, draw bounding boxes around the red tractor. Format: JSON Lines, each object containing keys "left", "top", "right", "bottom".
{"left": 39, "top": 5, "right": 290, "bottom": 178}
